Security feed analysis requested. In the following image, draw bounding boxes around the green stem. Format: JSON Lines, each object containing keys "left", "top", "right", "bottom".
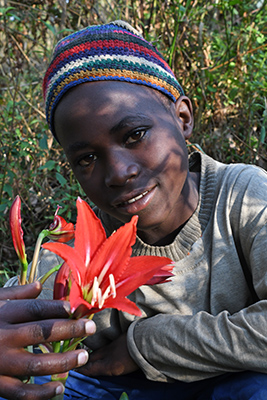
{"left": 63, "top": 315, "right": 95, "bottom": 352}
{"left": 28, "top": 231, "right": 47, "bottom": 283}
{"left": 39, "top": 264, "right": 62, "bottom": 285}
{"left": 53, "top": 341, "right": 62, "bottom": 353}
{"left": 62, "top": 339, "right": 71, "bottom": 352}
{"left": 64, "top": 337, "right": 85, "bottom": 352}
{"left": 20, "top": 260, "right": 29, "bottom": 285}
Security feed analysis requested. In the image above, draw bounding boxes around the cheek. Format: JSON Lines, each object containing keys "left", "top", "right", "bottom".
{"left": 151, "top": 138, "right": 187, "bottom": 183}
{"left": 76, "top": 172, "right": 106, "bottom": 207}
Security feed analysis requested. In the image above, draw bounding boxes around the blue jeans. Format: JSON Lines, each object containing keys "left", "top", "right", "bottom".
{"left": 32, "top": 370, "right": 267, "bottom": 400}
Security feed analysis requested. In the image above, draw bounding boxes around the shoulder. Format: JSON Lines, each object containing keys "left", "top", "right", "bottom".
{"left": 195, "top": 151, "right": 267, "bottom": 195}
{"left": 219, "top": 159, "right": 267, "bottom": 205}
{"left": 199, "top": 154, "right": 267, "bottom": 236}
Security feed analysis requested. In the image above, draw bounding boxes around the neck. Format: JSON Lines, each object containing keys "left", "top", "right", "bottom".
{"left": 137, "top": 171, "right": 200, "bottom": 245}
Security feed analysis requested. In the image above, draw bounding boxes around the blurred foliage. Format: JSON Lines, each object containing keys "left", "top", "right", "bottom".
{"left": 0, "top": 0, "right": 266, "bottom": 283}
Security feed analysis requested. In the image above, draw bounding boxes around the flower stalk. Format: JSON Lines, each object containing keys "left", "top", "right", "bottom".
{"left": 28, "top": 230, "right": 47, "bottom": 283}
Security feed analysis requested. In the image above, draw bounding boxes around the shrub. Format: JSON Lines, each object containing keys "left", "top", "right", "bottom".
{"left": 0, "top": 0, "right": 266, "bottom": 283}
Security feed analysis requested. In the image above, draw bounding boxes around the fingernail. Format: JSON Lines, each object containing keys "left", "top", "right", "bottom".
{"left": 55, "top": 384, "right": 65, "bottom": 395}
{"left": 77, "top": 350, "right": 89, "bottom": 366}
{"left": 85, "top": 320, "right": 96, "bottom": 335}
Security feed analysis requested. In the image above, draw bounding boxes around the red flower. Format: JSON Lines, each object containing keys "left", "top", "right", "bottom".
{"left": 43, "top": 198, "right": 173, "bottom": 318}
{"left": 47, "top": 206, "right": 75, "bottom": 243}
{"left": 9, "top": 196, "right": 28, "bottom": 284}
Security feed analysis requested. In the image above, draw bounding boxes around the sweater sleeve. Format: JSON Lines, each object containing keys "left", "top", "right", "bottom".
{"left": 127, "top": 296, "right": 267, "bottom": 383}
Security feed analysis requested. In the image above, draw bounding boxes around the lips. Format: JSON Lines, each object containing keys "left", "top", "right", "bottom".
{"left": 113, "top": 187, "right": 155, "bottom": 208}
{"left": 118, "top": 190, "right": 150, "bottom": 206}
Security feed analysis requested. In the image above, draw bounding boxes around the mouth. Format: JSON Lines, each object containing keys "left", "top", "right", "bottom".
{"left": 113, "top": 187, "right": 156, "bottom": 209}
{"left": 117, "top": 190, "right": 150, "bottom": 207}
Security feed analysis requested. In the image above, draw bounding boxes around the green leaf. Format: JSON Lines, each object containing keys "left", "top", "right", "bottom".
{"left": 260, "top": 126, "right": 266, "bottom": 144}
{"left": 3, "top": 183, "right": 13, "bottom": 198}
{"left": 39, "top": 160, "right": 56, "bottom": 171}
{"left": 0, "top": 6, "right": 15, "bottom": 15}
{"left": 207, "top": 85, "right": 217, "bottom": 92}
{"left": 56, "top": 172, "right": 67, "bottom": 186}
{"left": 39, "top": 135, "right": 48, "bottom": 150}
{"left": 43, "top": 21, "right": 57, "bottom": 35}
{"left": 0, "top": 203, "right": 8, "bottom": 213}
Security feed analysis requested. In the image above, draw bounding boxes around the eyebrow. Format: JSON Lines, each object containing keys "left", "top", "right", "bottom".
{"left": 66, "top": 141, "right": 92, "bottom": 156}
{"left": 110, "top": 114, "right": 152, "bottom": 135}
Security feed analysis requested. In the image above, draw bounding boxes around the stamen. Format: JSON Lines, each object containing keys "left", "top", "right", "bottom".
{"left": 109, "top": 274, "right": 116, "bottom": 298}
{"left": 100, "top": 286, "right": 111, "bottom": 308}
{"left": 91, "top": 277, "right": 99, "bottom": 306}
{"left": 98, "top": 287, "right": 103, "bottom": 308}
{"left": 55, "top": 205, "right": 62, "bottom": 216}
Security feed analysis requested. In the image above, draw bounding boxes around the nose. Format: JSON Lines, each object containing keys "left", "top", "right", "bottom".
{"left": 104, "top": 150, "right": 140, "bottom": 187}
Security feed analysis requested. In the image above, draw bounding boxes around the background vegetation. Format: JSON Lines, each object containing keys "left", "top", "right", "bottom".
{"left": 0, "top": 0, "right": 266, "bottom": 284}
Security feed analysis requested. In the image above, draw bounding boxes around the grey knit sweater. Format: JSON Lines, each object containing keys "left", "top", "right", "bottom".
{"left": 7, "top": 152, "right": 267, "bottom": 383}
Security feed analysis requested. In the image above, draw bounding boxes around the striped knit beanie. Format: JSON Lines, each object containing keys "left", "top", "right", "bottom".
{"left": 43, "top": 20, "right": 184, "bottom": 138}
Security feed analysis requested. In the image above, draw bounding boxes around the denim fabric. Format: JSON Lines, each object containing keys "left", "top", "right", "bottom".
{"left": 31, "top": 370, "right": 267, "bottom": 400}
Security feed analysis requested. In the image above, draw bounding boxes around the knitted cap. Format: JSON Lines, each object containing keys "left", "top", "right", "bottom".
{"left": 43, "top": 20, "right": 184, "bottom": 137}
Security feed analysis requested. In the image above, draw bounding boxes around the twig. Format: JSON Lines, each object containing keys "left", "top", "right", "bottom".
{"left": 18, "top": 91, "right": 46, "bottom": 120}
{"left": 208, "top": 43, "right": 267, "bottom": 72}
{"left": 10, "top": 33, "right": 31, "bottom": 65}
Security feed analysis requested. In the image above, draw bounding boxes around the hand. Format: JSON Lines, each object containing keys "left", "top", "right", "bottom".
{"left": 0, "top": 281, "right": 96, "bottom": 400}
{"left": 78, "top": 333, "right": 138, "bottom": 377}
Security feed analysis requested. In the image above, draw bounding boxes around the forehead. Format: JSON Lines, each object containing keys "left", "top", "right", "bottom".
{"left": 54, "top": 81, "right": 172, "bottom": 124}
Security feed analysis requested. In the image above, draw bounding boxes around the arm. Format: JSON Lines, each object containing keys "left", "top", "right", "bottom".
{"left": 0, "top": 282, "right": 96, "bottom": 400}
{"left": 126, "top": 168, "right": 267, "bottom": 383}
{"left": 127, "top": 302, "right": 267, "bottom": 383}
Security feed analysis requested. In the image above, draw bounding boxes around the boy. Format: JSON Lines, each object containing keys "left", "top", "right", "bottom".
{"left": 4, "top": 20, "right": 267, "bottom": 399}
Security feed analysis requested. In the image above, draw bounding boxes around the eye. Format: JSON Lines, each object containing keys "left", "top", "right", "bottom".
{"left": 125, "top": 129, "right": 147, "bottom": 145}
{"left": 78, "top": 154, "right": 97, "bottom": 167}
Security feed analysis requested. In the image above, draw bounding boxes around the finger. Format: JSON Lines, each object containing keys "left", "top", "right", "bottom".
{"left": 0, "top": 282, "right": 42, "bottom": 301}
{"left": 77, "top": 347, "right": 115, "bottom": 377}
{"left": 78, "top": 358, "right": 112, "bottom": 377}
{"left": 0, "top": 298, "right": 71, "bottom": 323}
{"left": 0, "top": 375, "right": 65, "bottom": 400}
{"left": 0, "top": 348, "right": 89, "bottom": 377}
{"left": 12, "top": 318, "right": 96, "bottom": 347}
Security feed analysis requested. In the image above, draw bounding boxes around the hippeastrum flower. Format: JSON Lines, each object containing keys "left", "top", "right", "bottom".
{"left": 28, "top": 206, "right": 75, "bottom": 283}
{"left": 43, "top": 197, "right": 173, "bottom": 318}
{"left": 46, "top": 206, "right": 75, "bottom": 242}
{"left": 9, "top": 195, "right": 28, "bottom": 285}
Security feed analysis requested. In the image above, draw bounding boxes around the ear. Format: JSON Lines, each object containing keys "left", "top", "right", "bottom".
{"left": 174, "top": 96, "right": 194, "bottom": 139}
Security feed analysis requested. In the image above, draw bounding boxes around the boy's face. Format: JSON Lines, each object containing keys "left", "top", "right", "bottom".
{"left": 54, "top": 81, "right": 197, "bottom": 244}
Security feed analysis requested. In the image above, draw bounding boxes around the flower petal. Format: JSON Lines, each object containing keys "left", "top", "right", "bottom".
{"left": 144, "top": 265, "right": 174, "bottom": 286}
{"left": 115, "top": 256, "right": 173, "bottom": 296}
{"left": 75, "top": 198, "right": 106, "bottom": 267}
{"left": 42, "top": 242, "right": 85, "bottom": 284}
{"left": 54, "top": 262, "right": 72, "bottom": 300}
{"left": 69, "top": 281, "right": 94, "bottom": 318}
{"left": 9, "top": 196, "right": 27, "bottom": 267}
{"left": 96, "top": 296, "right": 142, "bottom": 317}
{"left": 87, "top": 215, "right": 138, "bottom": 288}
